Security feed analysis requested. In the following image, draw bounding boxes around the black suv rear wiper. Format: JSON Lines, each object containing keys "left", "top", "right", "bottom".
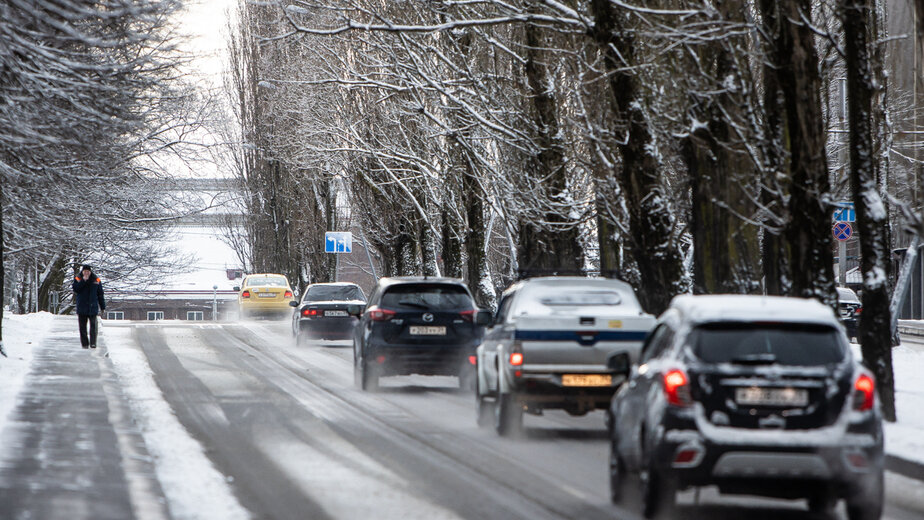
{"left": 730, "top": 353, "right": 777, "bottom": 365}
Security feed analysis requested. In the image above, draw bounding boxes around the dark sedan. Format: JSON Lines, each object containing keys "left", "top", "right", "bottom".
{"left": 349, "top": 277, "right": 490, "bottom": 391}
{"left": 290, "top": 283, "right": 366, "bottom": 345}
{"left": 607, "top": 295, "right": 883, "bottom": 520}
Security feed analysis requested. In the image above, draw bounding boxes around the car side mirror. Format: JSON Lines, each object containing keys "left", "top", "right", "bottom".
{"left": 289, "top": 300, "right": 298, "bottom": 307}
{"left": 347, "top": 304, "right": 363, "bottom": 317}
{"left": 607, "top": 352, "right": 631, "bottom": 378}
{"left": 233, "top": 286, "right": 240, "bottom": 292}
{"left": 475, "top": 310, "right": 492, "bottom": 326}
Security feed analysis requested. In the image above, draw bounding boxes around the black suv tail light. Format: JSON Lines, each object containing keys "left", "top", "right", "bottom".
{"left": 664, "top": 369, "right": 692, "bottom": 406}
{"left": 853, "top": 373, "right": 875, "bottom": 411}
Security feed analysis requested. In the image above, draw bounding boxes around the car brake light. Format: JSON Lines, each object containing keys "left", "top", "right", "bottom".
{"left": 854, "top": 374, "right": 875, "bottom": 411}
{"left": 241, "top": 290, "right": 251, "bottom": 298}
{"left": 460, "top": 309, "right": 477, "bottom": 323}
{"left": 284, "top": 290, "right": 293, "bottom": 298}
{"left": 468, "top": 355, "right": 477, "bottom": 365}
{"left": 509, "top": 352, "right": 524, "bottom": 366}
{"left": 369, "top": 308, "right": 396, "bottom": 321}
{"left": 664, "top": 369, "right": 692, "bottom": 406}
{"left": 855, "top": 306, "right": 863, "bottom": 316}
{"left": 302, "top": 308, "right": 318, "bottom": 317}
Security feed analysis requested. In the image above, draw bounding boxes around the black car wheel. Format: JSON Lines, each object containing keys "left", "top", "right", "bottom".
{"left": 360, "top": 359, "right": 379, "bottom": 392}
{"left": 475, "top": 377, "right": 494, "bottom": 428}
{"left": 641, "top": 461, "right": 675, "bottom": 519}
{"left": 608, "top": 435, "right": 627, "bottom": 504}
{"left": 494, "top": 392, "right": 522, "bottom": 436}
{"left": 846, "top": 470, "right": 884, "bottom": 520}
{"left": 808, "top": 487, "right": 838, "bottom": 515}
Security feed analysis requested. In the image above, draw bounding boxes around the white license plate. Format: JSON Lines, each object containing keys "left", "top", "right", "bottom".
{"left": 409, "top": 326, "right": 446, "bottom": 335}
{"left": 257, "top": 293, "right": 276, "bottom": 298}
{"left": 735, "top": 387, "right": 808, "bottom": 407}
{"left": 325, "top": 310, "right": 348, "bottom": 317}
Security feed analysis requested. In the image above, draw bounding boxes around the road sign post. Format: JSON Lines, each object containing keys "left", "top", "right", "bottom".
{"left": 833, "top": 222, "right": 853, "bottom": 286}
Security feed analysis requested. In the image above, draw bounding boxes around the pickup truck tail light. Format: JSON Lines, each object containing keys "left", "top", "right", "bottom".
{"left": 508, "top": 340, "right": 525, "bottom": 366}
{"left": 664, "top": 369, "right": 692, "bottom": 407}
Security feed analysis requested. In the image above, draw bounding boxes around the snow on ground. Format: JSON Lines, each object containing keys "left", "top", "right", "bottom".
{"left": 885, "top": 343, "right": 924, "bottom": 466}
{"left": 0, "top": 312, "right": 56, "bottom": 440}
{"left": 103, "top": 323, "right": 251, "bottom": 520}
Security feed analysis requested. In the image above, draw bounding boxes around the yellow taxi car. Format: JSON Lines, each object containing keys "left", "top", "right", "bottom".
{"left": 236, "top": 273, "right": 296, "bottom": 319}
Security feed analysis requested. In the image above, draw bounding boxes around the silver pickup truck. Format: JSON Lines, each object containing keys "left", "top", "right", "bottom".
{"left": 475, "top": 277, "right": 655, "bottom": 436}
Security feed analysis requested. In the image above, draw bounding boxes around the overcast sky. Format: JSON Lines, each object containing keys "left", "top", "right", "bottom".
{"left": 178, "top": 0, "right": 237, "bottom": 86}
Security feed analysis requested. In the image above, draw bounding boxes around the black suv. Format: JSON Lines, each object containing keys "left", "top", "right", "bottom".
{"left": 838, "top": 286, "right": 862, "bottom": 341}
{"left": 290, "top": 283, "right": 366, "bottom": 345}
{"left": 349, "top": 277, "right": 490, "bottom": 391}
{"left": 607, "top": 295, "right": 883, "bottom": 520}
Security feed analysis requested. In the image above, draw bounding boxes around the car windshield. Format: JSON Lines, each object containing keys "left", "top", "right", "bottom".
{"left": 538, "top": 290, "right": 622, "bottom": 306}
{"left": 837, "top": 287, "right": 860, "bottom": 304}
{"left": 689, "top": 322, "right": 846, "bottom": 366}
{"left": 305, "top": 285, "right": 365, "bottom": 302}
{"left": 245, "top": 276, "right": 288, "bottom": 287}
{"left": 381, "top": 284, "right": 473, "bottom": 311}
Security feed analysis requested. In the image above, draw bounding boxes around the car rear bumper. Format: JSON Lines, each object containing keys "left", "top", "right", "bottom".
{"left": 241, "top": 301, "right": 293, "bottom": 312}
{"left": 365, "top": 342, "right": 478, "bottom": 376}
{"left": 653, "top": 422, "right": 883, "bottom": 496}
{"left": 298, "top": 318, "right": 357, "bottom": 339}
{"left": 509, "top": 373, "right": 621, "bottom": 411}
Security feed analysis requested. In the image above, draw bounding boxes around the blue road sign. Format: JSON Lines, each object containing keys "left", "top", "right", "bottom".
{"left": 324, "top": 232, "right": 353, "bottom": 253}
{"left": 833, "top": 222, "right": 853, "bottom": 242}
{"left": 833, "top": 208, "right": 856, "bottom": 222}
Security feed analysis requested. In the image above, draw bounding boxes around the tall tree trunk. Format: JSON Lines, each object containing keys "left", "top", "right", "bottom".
{"left": 842, "top": 0, "right": 896, "bottom": 421}
{"left": 682, "top": 3, "right": 761, "bottom": 295}
{"left": 757, "top": 0, "right": 791, "bottom": 296}
{"left": 516, "top": 22, "right": 583, "bottom": 274}
{"left": 775, "top": 0, "right": 837, "bottom": 307}
{"left": 440, "top": 207, "right": 464, "bottom": 278}
{"left": 589, "top": 0, "right": 687, "bottom": 313}
{"left": 0, "top": 181, "right": 5, "bottom": 357}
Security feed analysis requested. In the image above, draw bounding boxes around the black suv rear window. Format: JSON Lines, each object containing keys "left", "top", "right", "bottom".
{"left": 382, "top": 284, "right": 473, "bottom": 311}
{"left": 690, "top": 322, "right": 846, "bottom": 366}
{"left": 305, "top": 285, "right": 365, "bottom": 302}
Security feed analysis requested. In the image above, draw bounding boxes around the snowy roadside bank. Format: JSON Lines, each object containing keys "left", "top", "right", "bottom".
{"left": 102, "top": 322, "right": 251, "bottom": 520}
{"left": 0, "top": 312, "right": 56, "bottom": 442}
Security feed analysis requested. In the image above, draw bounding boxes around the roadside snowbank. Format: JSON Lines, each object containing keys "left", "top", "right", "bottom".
{"left": 886, "top": 344, "right": 924, "bottom": 466}
{"left": 103, "top": 323, "right": 251, "bottom": 520}
{"left": 0, "top": 312, "right": 56, "bottom": 438}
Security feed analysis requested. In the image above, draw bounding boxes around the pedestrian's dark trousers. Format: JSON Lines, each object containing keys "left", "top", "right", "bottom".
{"left": 78, "top": 314, "right": 98, "bottom": 347}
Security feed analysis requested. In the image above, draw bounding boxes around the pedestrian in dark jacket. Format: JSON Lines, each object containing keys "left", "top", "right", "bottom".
{"left": 72, "top": 264, "right": 105, "bottom": 349}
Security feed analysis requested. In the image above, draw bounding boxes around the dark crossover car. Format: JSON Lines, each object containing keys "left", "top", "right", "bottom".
{"left": 349, "top": 277, "right": 490, "bottom": 391}
{"left": 290, "top": 283, "right": 366, "bottom": 345}
{"left": 838, "top": 286, "right": 862, "bottom": 341}
{"left": 607, "top": 295, "right": 883, "bottom": 520}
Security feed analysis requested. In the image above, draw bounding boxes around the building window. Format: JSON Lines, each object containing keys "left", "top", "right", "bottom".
{"left": 187, "top": 311, "right": 204, "bottom": 321}
{"left": 107, "top": 311, "right": 124, "bottom": 320}
{"left": 147, "top": 311, "right": 164, "bottom": 321}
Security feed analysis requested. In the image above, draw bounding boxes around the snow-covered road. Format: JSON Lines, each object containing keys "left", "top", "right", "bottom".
{"left": 2, "top": 314, "right": 924, "bottom": 519}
